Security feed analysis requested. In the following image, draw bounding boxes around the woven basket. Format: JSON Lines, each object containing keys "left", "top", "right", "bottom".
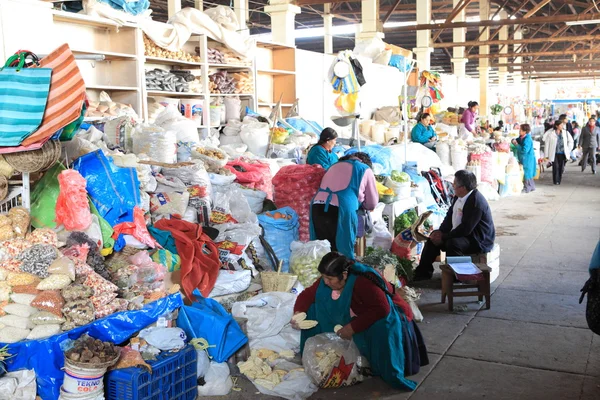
{"left": 0, "top": 176, "right": 7, "bottom": 202}
{"left": 4, "top": 140, "right": 61, "bottom": 173}
{"left": 0, "top": 156, "right": 14, "bottom": 178}
{"left": 261, "top": 261, "right": 298, "bottom": 293}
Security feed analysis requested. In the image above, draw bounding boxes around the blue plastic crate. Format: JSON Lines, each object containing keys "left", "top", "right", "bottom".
{"left": 105, "top": 344, "right": 197, "bottom": 400}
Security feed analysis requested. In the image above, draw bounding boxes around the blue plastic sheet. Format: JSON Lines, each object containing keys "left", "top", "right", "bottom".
{"left": 73, "top": 150, "right": 141, "bottom": 226}
{"left": 389, "top": 55, "right": 411, "bottom": 73}
{"left": 257, "top": 207, "right": 300, "bottom": 272}
{"left": 346, "top": 145, "right": 394, "bottom": 176}
{"left": 177, "top": 289, "right": 247, "bottom": 363}
{"left": 284, "top": 118, "right": 323, "bottom": 135}
{"left": 402, "top": 163, "right": 437, "bottom": 208}
{"left": 2, "top": 293, "right": 183, "bottom": 400}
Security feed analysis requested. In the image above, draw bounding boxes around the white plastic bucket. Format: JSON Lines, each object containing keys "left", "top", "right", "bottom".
{"left": 371, "top": 122, "right": 388, "bottom": 143}
{"left": 59, "top": 387, "right": 104, "bottom": 400}
{"left": 360, "top": 120, "right": 375, "bottom": 137}
{"left": 153, "top": 96, "right": 180, "bottom": 109}
{"left": 385, "top": 126, "right": 401, "bottom": 142}
{"left": 180, "top": 99, "right": 203, "bottom": 127}
{"left": 62, "top": 360, "right": 107, "bottom": 396}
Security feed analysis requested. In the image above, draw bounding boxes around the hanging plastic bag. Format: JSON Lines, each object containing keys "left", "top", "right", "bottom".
{"left": 289, "top": 240, "right": 331, "bottom": 287}
{"left": 176, "top": 289, "right": 248, "bottom": 363}
{"left": 54, "top": 169, "right": 92, "bottom": 231}
{"left": 197, "top": 361, "right": 233, "bottom": 396}
{"left": 303, "top": 333, "right": 368, "bottom": 388}
{"left": 257, "top": 208, "right": 300, "bottom": 272}
{"left": 30, "top": 162, "right": 65, "bottom": 229}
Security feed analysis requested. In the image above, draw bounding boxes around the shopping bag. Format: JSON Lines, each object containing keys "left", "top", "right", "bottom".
{"left": 21, "top": 44, "right": 86, "bottom": 146}
{"left": 0, "top": 52, "right": 52, "bottom": 146}
{"left": 177, "top": 289, "right": 248, "bottom": 363}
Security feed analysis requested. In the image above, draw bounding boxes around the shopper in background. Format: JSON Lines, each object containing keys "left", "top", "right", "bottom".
{"left": 413, "top": 170, "right": 495, "bottom": 281}
{"left": 579, "top": 116, "right": 600, "bottom": 175}
{"left": 411, "top": 113, "right": 437, "bottom": 149}
{"left": 543, "top": 120, "right": 574, "bottom": 185}
{"left": 512, "top": 124, "right": 536, "bottom": 193}
{"left": 306, "top": 127, "right": 339, "bottom": 170}
{"left": 310, "top": 152, "right": 378, "bottom": 259}
{"left": 292, "top": 252, "right": 424, "bottom": 390}
{"left": 559, "top": 114, "right": 574, "bottom": 138}
{"left": 459, "top": 101, "right": 479, "bottom": 140}
{"left": 570, "top": 121, "right": 581, "bottom": 163}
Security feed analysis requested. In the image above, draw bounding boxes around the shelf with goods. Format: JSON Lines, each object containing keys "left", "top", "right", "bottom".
{"left": 255, "top": 42, "right": 297, "bottom": 116}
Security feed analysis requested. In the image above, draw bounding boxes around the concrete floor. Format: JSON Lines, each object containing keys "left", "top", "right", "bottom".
{"left": 205, "top": 163, "right": 600, "bottom": 400}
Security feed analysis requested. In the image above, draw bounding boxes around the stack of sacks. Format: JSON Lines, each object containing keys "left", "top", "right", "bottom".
{"left": 147, "top": 100, "right": 166, "bottom": 124}
{"left": 272, "top": 164, "right": 327, "bottom": 242}
{"left": 232, "top": 72, "right": 254, "bottom": 94}
{"left": 209, "top": 71, "right": 236, "bottom": 94}
{"left": 86, "top": 101, "right": 136, "bottom": 119}
{"left": 216, "top": 47, "right": 252, "bottom": 66}
{"left": 206, "top": 47, "right": 226, "bottom": 64}
{"left": 225, "top": 159, "right": 273, "bottom": 200}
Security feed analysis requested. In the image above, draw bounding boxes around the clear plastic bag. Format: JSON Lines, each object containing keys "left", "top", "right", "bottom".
{"left": 289, "top": 240, "right": 331, "bottom": 288}
{"left": 55, "top": 169, "right": 92, "bottom": 231}
{"left": 302, "top": 333, "right": 368, "bottom": 388}
{"left": 31, "top": 291, "right": 65, "bottom": 317}
{"left": 47, "top": 257, "right": 76, "bottom": 282}
{"left": 132, "top": 124, "right": 177, "bottom": 164}
{"left": 30, "top": 311, "right": 66, "bottom": 325}
{"left": 37, "top": 274, "right": 71, "bottom": 291}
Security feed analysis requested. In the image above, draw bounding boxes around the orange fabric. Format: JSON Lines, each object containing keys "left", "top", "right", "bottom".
{"left": 154, "top": 219, "right": 221, "bottom": 299}
{"left": 25, "top": 44, "right": 85, "bottom": 146}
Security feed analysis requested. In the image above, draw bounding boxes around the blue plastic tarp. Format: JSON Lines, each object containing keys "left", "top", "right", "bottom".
{"left": 284, "top": 118, "right": 323, "bottom": 135}
{"left": 177, "top": 289, "right": 247, "bottom": 363}
{"left": 3, "top": 293, "right": 183, "bottom": 400}
{"left": 346, "top": 145, "right": 394, "bottom": 176}
{"left": 73, "top": 150, "right": 141, "bottom": 226}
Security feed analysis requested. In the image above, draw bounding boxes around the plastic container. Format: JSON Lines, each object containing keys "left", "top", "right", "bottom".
{"left": 371, "top": 122, "right": 389, "bottom": 143}
{"left": 153, "top": 96, "right": 180, "bottom": 110}
{"left": 105, "top": 345, "right": 197, "bottom": 400}
{"left": 63, "top": 360, "right": 107, "bottom": 395}
{"left": 359, "top": 120, "right": 375, "bottom": 137}
{"left": 180, "top": 99, "right": 203, "bottom": 127}
{"left": 59, "top": 387, "right": 104, "bottom": 400}
{"left": 385, "top": 126, "right": 401, "bottom": 142}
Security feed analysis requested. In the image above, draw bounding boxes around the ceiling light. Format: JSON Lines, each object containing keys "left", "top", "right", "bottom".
{"left": 565, "top": 19, "right": 600, "bottom": 26}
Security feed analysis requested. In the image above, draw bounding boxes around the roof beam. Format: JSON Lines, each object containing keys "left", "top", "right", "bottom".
{"left": 523, "top": 0, "right": 552, "bottom": 18}
{"left": 432, "top": 34, "right": 600, "bottom": 48}
{"left": 466, "top": 48, "right": 600, "bottom": 59}
{"left": 493, "top": 61, "right": 600, "bottom": 68}
{"left": 294, "top": 0, "right": 347, "bottom": 5}
{"left": 383, "top": 0, "right": 403, "bottom": 24}
{"left": 384, "top": 12, "right": 600, "bottom": 32}
{"left": 431, "top": 0, "right": 475, "bottom": 42}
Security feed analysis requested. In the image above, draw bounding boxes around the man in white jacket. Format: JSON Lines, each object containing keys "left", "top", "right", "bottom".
{"left": 543, "top": 120, "right": 574, "bottom": 185}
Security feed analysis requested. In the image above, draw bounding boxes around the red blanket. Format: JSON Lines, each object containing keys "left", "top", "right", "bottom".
{"left": 154, "top": 219, "right": 221, "bottom": 299}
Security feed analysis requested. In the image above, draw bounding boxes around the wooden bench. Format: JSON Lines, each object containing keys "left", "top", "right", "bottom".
{"left": 440, "top": 263, "right": 491, "bottom": 312}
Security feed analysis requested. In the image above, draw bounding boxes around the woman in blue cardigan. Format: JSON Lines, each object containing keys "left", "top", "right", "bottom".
{"left": 411, "top": 113, "right": 437, "bottom": 149}
{"left": 306, "top": 127, "right": 339, "bottom": 170}
{"left": 512, "top": 123, "right": 537, "bottom": 193}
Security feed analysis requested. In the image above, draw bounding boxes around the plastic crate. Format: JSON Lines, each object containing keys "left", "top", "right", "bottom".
{"left": 105, "top": 344, "right": 197, "bottom": 400}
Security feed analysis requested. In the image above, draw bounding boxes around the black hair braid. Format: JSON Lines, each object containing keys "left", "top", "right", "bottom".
{"left": 349, "top": 263, "right": 395, "bottom": 297}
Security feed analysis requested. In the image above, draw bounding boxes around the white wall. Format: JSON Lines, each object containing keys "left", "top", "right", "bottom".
{"left": 295, "top": 49, "right": 404, "bottom": 134}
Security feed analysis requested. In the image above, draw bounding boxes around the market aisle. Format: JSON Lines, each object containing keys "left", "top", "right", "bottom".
{"left": 201, "top": 164, "right": 600, "bottom": 400}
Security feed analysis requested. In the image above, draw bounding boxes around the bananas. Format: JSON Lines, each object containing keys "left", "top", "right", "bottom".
{"left": 292, "top": 312, "right": 319, "bottom": 330}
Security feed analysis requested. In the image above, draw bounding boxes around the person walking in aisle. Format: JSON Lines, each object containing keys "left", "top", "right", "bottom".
{"left": 512, "top": 124, "right": 537, "bottom": 193}
{"left": 579, "top": 116, "right": 600, "bottom": 175}
{"left": 543, "top": 120, "right": 574, "bottom": 185}
{"left": 459, "top": 101, "right": 479, "bottom": 140}
{"left": 571, "top": 121, "right": 581, "bottom": 163}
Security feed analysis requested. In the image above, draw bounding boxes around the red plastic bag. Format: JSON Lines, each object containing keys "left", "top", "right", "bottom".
{"left": 55, "top": 170, "right": 92, "bottom": 231}
{"left": 112, "top": 207, "right": 158, "bottom": 248}
{"left": 224, "top": 159, "right": 273, "bottom": 200}
{"left": 273, "top": 164, "right": 326, "bottom": 241}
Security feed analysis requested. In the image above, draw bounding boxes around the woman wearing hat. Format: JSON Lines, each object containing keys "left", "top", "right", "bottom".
{"left": 306, "top": 127, "right": 339, "bottom": 170}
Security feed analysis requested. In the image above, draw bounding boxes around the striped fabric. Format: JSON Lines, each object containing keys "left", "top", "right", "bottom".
{"left": 21, "top": 44, "right": 86, "bottom": 146}
{"left": 0, "top": 68, "right": 52, "bottom": 146}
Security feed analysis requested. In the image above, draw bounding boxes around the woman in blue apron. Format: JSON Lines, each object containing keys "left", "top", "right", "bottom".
{"left": 309, "top": 153, "right": 378, "bottom": 259}
{"left": 293, "top": 252, "right": 428, "bottom": 390}
{"left": 306, "top": 127, "right": 339, "bottom": 170}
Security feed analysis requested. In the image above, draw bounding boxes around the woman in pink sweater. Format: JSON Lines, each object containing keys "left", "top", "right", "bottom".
{"left": 310, "top": 152, "right": 378, "bottom": 259}
{"left": 460, "top": 101, "right": 479, "bottom": 140}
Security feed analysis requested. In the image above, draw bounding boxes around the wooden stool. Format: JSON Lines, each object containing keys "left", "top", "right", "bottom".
{"left": 440, "top": 263, "right": 491, "bottom": 312}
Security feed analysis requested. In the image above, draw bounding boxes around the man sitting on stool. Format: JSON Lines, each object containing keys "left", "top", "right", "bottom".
{"left": 413, "top": 170, "right": 496, "bottom": 281}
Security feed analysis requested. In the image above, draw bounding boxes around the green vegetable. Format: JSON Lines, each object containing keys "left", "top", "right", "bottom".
{"left": 363, "top": 247, "right": 414, "bottom": 280}
{"left": 391, "top": 170, "right": 410, "bottom": 183}
{"left": 394, "top": 209, "right": 418, "bottom": 236}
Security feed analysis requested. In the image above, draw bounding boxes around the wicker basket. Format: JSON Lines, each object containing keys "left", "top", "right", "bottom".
{"left": 0, "top": 176, "right": 7, "bottom": 202}
{"left": 261, "top": 261, "right": 298, "bottom": 293}
{"left": 4, "top": 140, "right": 61, "bottom": 173}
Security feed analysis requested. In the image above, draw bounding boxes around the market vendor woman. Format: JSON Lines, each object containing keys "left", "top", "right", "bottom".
{"left": 306, "top": 127, "right": 339, "bottom": 170}
{"left": 411, "top": 113, "right": 437, "bottom": 149}
{"left": 512, "top": 123, "right": 537, "bottom": 193}
{"left": 293, "top": 252, "right": 428, "bottom": 390}
{"left": 310, "top": 152, "right": 378, "bottom": 259}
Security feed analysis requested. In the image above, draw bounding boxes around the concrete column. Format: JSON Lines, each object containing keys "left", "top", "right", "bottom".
{"left": 478, "top": 0, "right": 490, "bottom": 113}
{"left": 413, "top": 0, "right": 432, "bottom": 71}
{"left": 168, "top": 0, "right": 181, "bottom": 18}
{"left": 452, "top": 0, "right": 468, "bottom": 78}
{"left": 357, "top": 0, "right": 383, "bottom": 40}
{"left": 498, "top": 10, "right": 508, "bottom": 87}
{"left": 323, "top": 4, "right": 333, "bottom": 54}
{"left": 194, "top": 0, "right": 203, "bottom": 11}
{"left": 265, "top": 0, "right": 301, "bottom": 46}
{"left": 535, "top": 79, "right": 541, "bottom": 100}
{"left": 513, "top": 28, "right": 523, "bottom": 85}
{"left": 234, "top": 0, "right": 249, "bottom": 36}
